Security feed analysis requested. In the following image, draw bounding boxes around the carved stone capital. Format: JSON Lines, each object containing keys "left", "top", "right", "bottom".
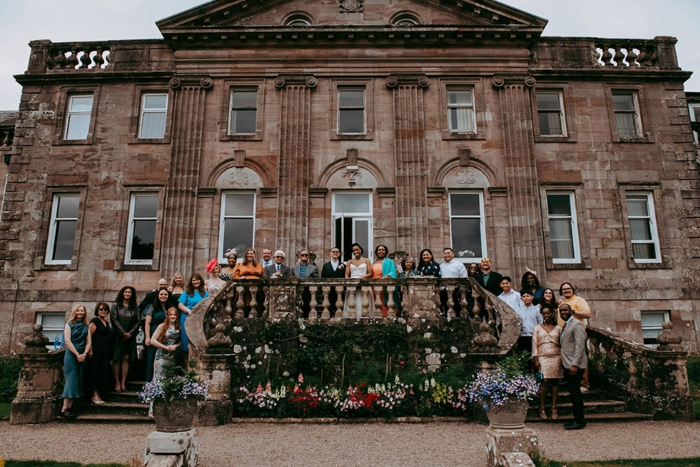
{"left": 274, "top": 75, "right": 318, "bottom": 89}
{"left": 386, "top": 75, "right": 430, "bottom": 89}
{"left": 169, "top": 76, "right": 214, "bottom": 90}
{"left": 491, "top": 75, "right": 536, "bottom": 89}
{"left": 656, "top": 321, "right": 684, "bottom": 351}
{"left": 339, "top": 0, "right": 364, "bottom": 13}
{"left": 23, "top": 324, "right": 50, "bottom": 353}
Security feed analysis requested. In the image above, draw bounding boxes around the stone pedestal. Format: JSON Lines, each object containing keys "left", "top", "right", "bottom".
{"left": 145, "top": 429, "right": 199, "bottom": 467}
{"left": 485, "top": 426, "right": 539, "bottom": 467}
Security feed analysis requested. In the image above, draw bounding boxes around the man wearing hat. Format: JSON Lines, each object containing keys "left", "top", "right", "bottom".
{"left": 263, "top": 250, "right": 291, "bottom": 279}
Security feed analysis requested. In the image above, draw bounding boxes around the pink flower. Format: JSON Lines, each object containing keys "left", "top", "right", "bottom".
{"left": 422, "top": 369, "right": 427, "bottom": 374}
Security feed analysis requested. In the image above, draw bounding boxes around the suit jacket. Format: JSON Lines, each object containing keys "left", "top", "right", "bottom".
{"left": 263, "top": 263, "right": 291, "bottom": 279}
{"left": 321, "top": 261, "right": 345, "bottom": 278}
{"left": 475, "top": 271, "right": 504, "bottom": 297}
{"left": 560, "top": 318, "right": 588, "bottom": 370}
{"left": 292, "top": 263, "right": 319, "bottom": 279}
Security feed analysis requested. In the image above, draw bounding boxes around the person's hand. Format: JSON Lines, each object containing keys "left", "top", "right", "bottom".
{"left": 167, "top": 345, "right": 176, "bottom": 352}
{"left": 77, "top": 353, "right": 85, "bottom": 363}
{"left": 569, "top": 366, "right": 578, "bottom": 374}
{"left": 123, "top": 333, "right": 132, "bottom": 339}
{"left": 533, "top": 357, "right": 539, "bottom": 367}
{"left": 145, "top": 338, "right": 151, "bottom": 347}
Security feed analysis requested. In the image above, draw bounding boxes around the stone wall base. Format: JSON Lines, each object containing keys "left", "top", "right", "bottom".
{"left": 10, "top": 398, "right": 56, "bottom": 424}
{"left": 196, "top": 400, "right": 232, "bottom": 426}
{"left": 485, "top": 426, "right": 539, "bottom": 467}
{"left": 145, "top": 429, "right": 198, "bottom": 467}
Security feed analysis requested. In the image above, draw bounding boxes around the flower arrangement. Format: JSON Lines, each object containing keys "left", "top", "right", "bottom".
{"left": 463, "top": 353, "right": 539, "bottom": 410}
{"left": 138, "top": 363, "right": 210, "bottom": 404}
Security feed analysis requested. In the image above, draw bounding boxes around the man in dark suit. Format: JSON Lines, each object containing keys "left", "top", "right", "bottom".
{"left": 292, "top": 249, "right": 318, "bottom": 318}
{"left": 560, "top": 303, "right": 587, "bottom": 430}
{"left": 321, "top": 247, "right": 345, "bottom": 315}
{"left": 263, "top": 250, "right": 291, "bottom": 279}
{"left": 475, "top": 258, "right": 503, "bottom": 296}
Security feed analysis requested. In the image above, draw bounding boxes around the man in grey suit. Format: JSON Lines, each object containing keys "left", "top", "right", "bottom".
{"left": 560, "top": 303, "right": 587, "bottom": 430}
{"left": 263, "top": 250, "right": 291, "bottom": 279}
{"left": 291, "top": 249, "right": 319, "bottom": 279}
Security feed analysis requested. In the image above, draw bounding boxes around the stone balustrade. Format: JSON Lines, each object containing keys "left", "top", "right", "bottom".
{"left": 595, "top": 42, "right": 659, "bottom": 68}
{"left": 587, "top": 323, "right": 694, "bottom": 421}
{"left": 0, "top": 128, "right": 14, "bottom": 150}
{"left": 45, "top": 44, "right": 112, "bottom": 71}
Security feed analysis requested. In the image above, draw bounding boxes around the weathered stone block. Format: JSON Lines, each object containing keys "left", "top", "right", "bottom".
{"left": 486, "top": 426, "right": 539, "bottom": 467}
{"left": 145, "top": 429, "right": 198, "bottom": 467}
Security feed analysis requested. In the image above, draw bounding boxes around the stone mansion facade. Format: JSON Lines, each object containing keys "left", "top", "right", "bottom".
{"left": 0, "top": 0, "right": 699, "bottom": 352}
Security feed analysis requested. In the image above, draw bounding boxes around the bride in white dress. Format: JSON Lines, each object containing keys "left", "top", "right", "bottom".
{"left": 343, "top": 243, "right": 374, "bottom": 319}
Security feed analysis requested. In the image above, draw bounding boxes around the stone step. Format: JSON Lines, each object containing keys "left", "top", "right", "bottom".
{"left": 82, "top": 401, "right": 149, "bottom": 415}
{"left": 527, "top": 411, "right": 653, "bottom": 423}
{"left": 126, "top": 380, "right": 147, "bottom": 392}
{"left": 103, "top": 390, "right": 141, "bottom": 403}
{"left": 541, "top": 389, "right": 608, "bottom": 404}
{"left": 59, "top": 413, "right": 153, "bottom": 424}
{"left": 526, "top": 399, "right": 626, "bottom": 416}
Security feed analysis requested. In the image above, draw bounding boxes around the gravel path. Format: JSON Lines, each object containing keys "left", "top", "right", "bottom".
{"left": 2, "top": 421, "right": 699, "bottom": 466}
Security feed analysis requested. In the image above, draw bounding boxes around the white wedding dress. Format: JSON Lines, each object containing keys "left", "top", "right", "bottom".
{"left": 342, "top": 263, "right": 375, "bottom": 319}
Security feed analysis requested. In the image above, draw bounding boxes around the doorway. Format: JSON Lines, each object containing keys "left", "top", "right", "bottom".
{"left": 332, "top": 192, "right": 373, "bottom": 262}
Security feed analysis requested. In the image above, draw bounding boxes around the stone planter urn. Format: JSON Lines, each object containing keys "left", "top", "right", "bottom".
{"left": 485, "top": 399, "right": 529, "bottom": 429}
{"left": 153, "top": 398, "right": 198, "bottom": 432}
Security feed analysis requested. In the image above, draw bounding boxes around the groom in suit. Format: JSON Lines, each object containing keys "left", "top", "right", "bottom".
{"left": 560, "top": 303, "right": 587, "bottom": 430}
{"left": 263, "top": 250, "right": 291, "bottom": 279}
{"left": 321, "top": 247, "right": 345, "bottom": 314}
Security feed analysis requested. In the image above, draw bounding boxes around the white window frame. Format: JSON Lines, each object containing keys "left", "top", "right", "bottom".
{"left": 125, "top": 193, "right": 159, "bottom": 265}
{"left": 45, "top": 193, "right": 80, "bottom": 265}
{"left": 626, "top": 191, "right": 661, "bottom": 263}
{"left": 448, "top": 190, "right": 487, "bottom": 263}
{"left": 332, "top": 191, "right": 373, "bottom": 261}
{"left": 63, "top": 94, "right": 94, "bottom": 141}
{"left": 337, "top": 87, "right": 366, "bottom": 136}
{"left": 228, "top": 88, "right": 258, "bottom": 135}
{"left": 641, "top": 310, "right": 670, "bottom": 348}
{"left": 446, "top": 86, "right": 476, "bottom": 134}
{"left": 218, "top": 191, "right": 256, "bottom": 262}
{"left": 138, "top": 93, "right": 169, "bottom": 139}
{"left": 546, "top": 191, "right": 581, "bottom": 264}
{"left": 612, "top": 91, "right": 643, "bottom": 137}
{"left": 536, "top": 91, "right": 567, "bottom": 137}
{"left": 36, "top": 312, "right": 66, "bottom": 349}
{"left": 689, "top": 103, "right": 700, "bottom": 144}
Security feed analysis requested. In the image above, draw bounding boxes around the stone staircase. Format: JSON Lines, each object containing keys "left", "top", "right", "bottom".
{"left": 73, "top": 380, "right": 152, "bottom": 423}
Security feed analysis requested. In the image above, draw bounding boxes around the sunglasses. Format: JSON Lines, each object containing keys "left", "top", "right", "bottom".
{"left": 275, "top": 255, "right": 285, "bottom": 258}
{"left": 481, "top": 258, "right": 490, "bottom": 262}
{"left": 98, "top": 308, "right": 107, "bottom": 311}
{"left": 300, "top": 254, "right": 309, "bottom": 257}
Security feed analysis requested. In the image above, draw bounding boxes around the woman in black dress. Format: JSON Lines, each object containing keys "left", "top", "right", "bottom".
{"left": 86, "top": 302, "right": 113, "bottom": 404}
{"left": 417, "top": 249, "right": 441, "bottom": 277}
{"left": 111, "top": 286, "right": 139, "bottom": 392}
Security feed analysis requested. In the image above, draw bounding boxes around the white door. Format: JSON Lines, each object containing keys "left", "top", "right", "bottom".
{"left": 332, "top": 192, "right": 373, "bottom": 261}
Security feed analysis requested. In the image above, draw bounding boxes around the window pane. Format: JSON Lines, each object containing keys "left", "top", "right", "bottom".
{"left": 643, "top": 329, "right": 662, "bottom": 343}
{"left": 451, "top": 218, "right": 482, "bottom": 257}
{"left": 224, "top": 193, "right": 255, "bottom": 217}
{"left": 547, "top": 195, "right": 572, "bottom": 216}
{"left": 56, "top": 196, "right": 79, "bottom": 219}
{"left": 633, "top": 242, "right": 656, "bottom": 260}
{"left": 626, "top": 197, "right": 649, "bottom": 216}
{"left": 65, "top": 113, "right": 91, "bottom": 140}
{"left": 339, "top": 109, "right": 364, "bottom": 134}
{"left": 335, "top": 194, "right": 370, "bottom": 214}
{"left": 630, "top": 219, "right": 652, "bottom": 241}
{"left": 692, "top": 106, "right": 700, "bottom": 122}
{"left": 41, "top": 314, "right": 66, "bottom": 329}
{"left": 144, "top": 94, "right": 167, "bottom": 110}
{"left": 52, "top": 220, "right": 77, "bottom": 261}
{"left": 70, "top": 96, "right": 93, "bottom": 111}
{"left": 339, "top": 90, "right": 364, "bottom": 107}
{"left": 231, "top": 109, "right": 257, "bottom": 133}
{"left": 613, "top": 94, "right": 635, "bottom": 111}
{"left": 354, "top": 220, "right": 369, "bottom": 252}
{"left": 450, "top": 193, "right": 480, "bottom": 216}
{"left": 449, "top": 108, "right": 474, "bottom": 132}
{"left": 615, "top": 113, "right": 637, "bottom": 136}
{"left": 223, "top": 218, "right": 254, "bottom": 253}
{"left": 134, "top": 195, "right": 158, "bottom": 218}
{"left": 641, "top": 312, "right": 666, "bottom": 328}
{"left": 130, "top": 220, "right": 156, "bottom": 260}
{"left": 140, "top": 112, "right": 167, "bottom": 139}
{"left": 232, "top": 91, "right": 257, "bottom": 109}
{"left": 448, "top": 90, "right": 472, "bottom": 105}
{"left": 539, "top": 112, "right": 563, "bottom": 135}
{"left": 537, "top": 93, "right": 560, "bottom": 110}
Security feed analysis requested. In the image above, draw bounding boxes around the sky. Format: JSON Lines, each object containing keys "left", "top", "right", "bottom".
{"left": 0, "top": 0, "right": 699, "bottom": 110}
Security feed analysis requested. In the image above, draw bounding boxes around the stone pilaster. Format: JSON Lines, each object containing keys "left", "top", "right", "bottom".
{"left": 274, "top": 75, "right": 317, "bottom": 257}
{"left": 386, "top": 76, "right": 430, "bottom": 254}
{"left": 160, "top": 76, "right": 213, "bottom": 277}
{"left": 492, "top": 76, "right": 544, "bottom": 277}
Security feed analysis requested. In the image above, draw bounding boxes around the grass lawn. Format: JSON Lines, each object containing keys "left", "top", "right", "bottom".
{"left": 0, "top": 402, "right": 10, "bottom": 420}
{"left": 5, "top": 462, "right": 129, "bottom": 467}
{"left": 544, "top": 459, "right": 700, "bottom": 467}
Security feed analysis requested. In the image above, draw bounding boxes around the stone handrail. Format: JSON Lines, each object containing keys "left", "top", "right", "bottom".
{"left": 587, "top": 324, "right": 694, "bottom": 421}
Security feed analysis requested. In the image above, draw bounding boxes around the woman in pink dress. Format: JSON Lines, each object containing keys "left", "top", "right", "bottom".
{"left": 532, "top": 304, "right": 564, "bottom": 420}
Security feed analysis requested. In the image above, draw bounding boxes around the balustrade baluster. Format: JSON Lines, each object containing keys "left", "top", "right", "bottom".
{"left": 361, "top": 287, "right": 370, "bottom": 318}
{"left": 55, "top": 51, "right": 67, "bottom": 68}
{"left": 387, "top": 286, "right": 395, "bottom": 318}
{"left": 79, "top": 50, "right": 91, "bottom": 69}
{"left": 94, "top": 50, "right": 105, "bottom": 68}
{"left": 249, "top": 286, "right": 258, "bottom": 319}
{"left": 373, "top": 286, "right": 382, "bottom": 319}
{"left": 601, "top": 47, "right": 613, "bottom": 66}
{"left": 614, "top": 48, "right": 626, "bottom": 66}
{"left": 589, "top": 336, "right": 604, "bottom": 374}
{"left": 309, "top": 286, "right": 318, "bottom": 320}
{"left": 235, "top": 286, "right": 245, "bottom": 319}
{"left": 67, "top": 50, "right": 80, "bottom": 68}
{"left": 627, "top": 352, "right": 639, "bottom": 388}
{"left": 471, "top": 287, "right": 480, "bottom": 317}
{"left": 626, "top": 48, "right": 638, "bottom": 66}
{"left": 400, "top": 284, "right": 407, "bottom": 314}
{"left": 334, "top": 286, "right": 344, "bottom": 319}
{"left": 321, "top": 286, "right": 331, "bottom": 319}
{"left": 433, "top": 286, "right": 442, "bottom": 316}
{"left": 224, "top": 291, "right": 233, "bottom": 317}
{"left": 262, "top": 286, "right": 269, "bottom": 319}
{"left": 459, "top": 286, "right": 468, "bottom": 316}
{"left": 446, "top": 285, "right": 455, "bottom": 319}
{"left": 1, "top": 131, "right": 9, "bottom": 148}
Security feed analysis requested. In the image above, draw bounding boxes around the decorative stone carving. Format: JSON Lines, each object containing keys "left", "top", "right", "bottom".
{"left": 385, "top": 75, "right": 430, "bottom": 89}
{"left": 23, "top": 324, "right": 49, "bottom": 354}
{"left": 443, "top": 166, "right": 489, "bottom": 188}
{"left": 273, "top": 75, "right": 318, "bottom": 89}
{"left": 456, "top": 169, "right": 477, "bottom": 185}
{"left": 343, "top": 168, "right": 361, "bottom": 187}
{"left": 492, "top": 75, "right": 536, "bottom": 88}
{"left": 474, "top": 322, "right": 498, "bottom": 347}
{"left": 656, "top": 321, "right": 684, "bottom": 351}
{"left": 216, "top": 167, "right": 263, "bottom": 189}
{"left": 492, "top": 76, "right": 505, "bottom": 88}
{"left": 169, "top": 77, "right": 181, "bottom": 89}
{"left": 169, "top": 76, "right": 214, "bottom": 90}
{"left": 207, "top": 324, "right": 232, "bottom": 348}
{"left": 339, "top": 0, "right": 364, "bottom": 13}
{"left": 327, "top": 166, "right": 378, "bottom": 189}
{"left": 227, "top": 169, "right": 250, "bottom": 187}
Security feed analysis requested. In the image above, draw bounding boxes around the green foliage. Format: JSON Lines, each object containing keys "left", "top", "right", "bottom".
{"left": 498, "top": 352, "right": 530, "bottom": 379}
{"left": 686, "top": 355, "right": 700, "bottom": 398}
{"left": 0, "top": 402, "right": 11, "bottom": 420}
{"left": 0, "top": 355, "right": 21, "bottom": 402}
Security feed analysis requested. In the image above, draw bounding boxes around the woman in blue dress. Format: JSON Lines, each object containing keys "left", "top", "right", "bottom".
{"left": 61, "top": 304, "right": 91, "bottom": 418}
{"left": 144, "top": 289, "right": 171, "bottom": 382}
{"left": 177, "top": 273, "right": 208, "bottom": 363}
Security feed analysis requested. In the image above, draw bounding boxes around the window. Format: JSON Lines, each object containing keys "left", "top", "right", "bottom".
{"left": 36, "top": 313, "right": 66, "bottom": 348}
{"left": 689, "top": 103, "right": 700, "bottom": 144}
{"left": 338, "top": 88, "right": 365, "bottom": 135}
{"left": 229, "top": 89, "right": 258, "bottom": 134}
{"left": 138, "top": 93, "right": 168, "bottom": 139}
{"left": 46, "top": 193, "right": 80, "bottom": 265}
{"left": 449, "top": 192, "right": 486, "bottom": 261}
{"left": 64, "top": 94, "right": 93, "bottom": 140}
{"left": 537, "top": 92, "right": 566, "bottom": 136}
{"left": 626, "top": 192, "right": 661, "bottom": 262}
{"left": 546, "top": 192, "right": 581, "bottom": 263}
{"left": 126, "top": 194, "right": 159, "bottom": 264}
{"left": 219, "top": 192, "right": 255, "bottom": 261}
{"left": 447, "top": 87, "right": 475, "bottom": 134}
{"left": 641, "top": 310, "right": 669, "bottom": 347}
{"left": 612, "top": 91, "right": 642, "bottom": 137}
{"left": 333, "top": 192, "right": 373, "bottom": 262}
